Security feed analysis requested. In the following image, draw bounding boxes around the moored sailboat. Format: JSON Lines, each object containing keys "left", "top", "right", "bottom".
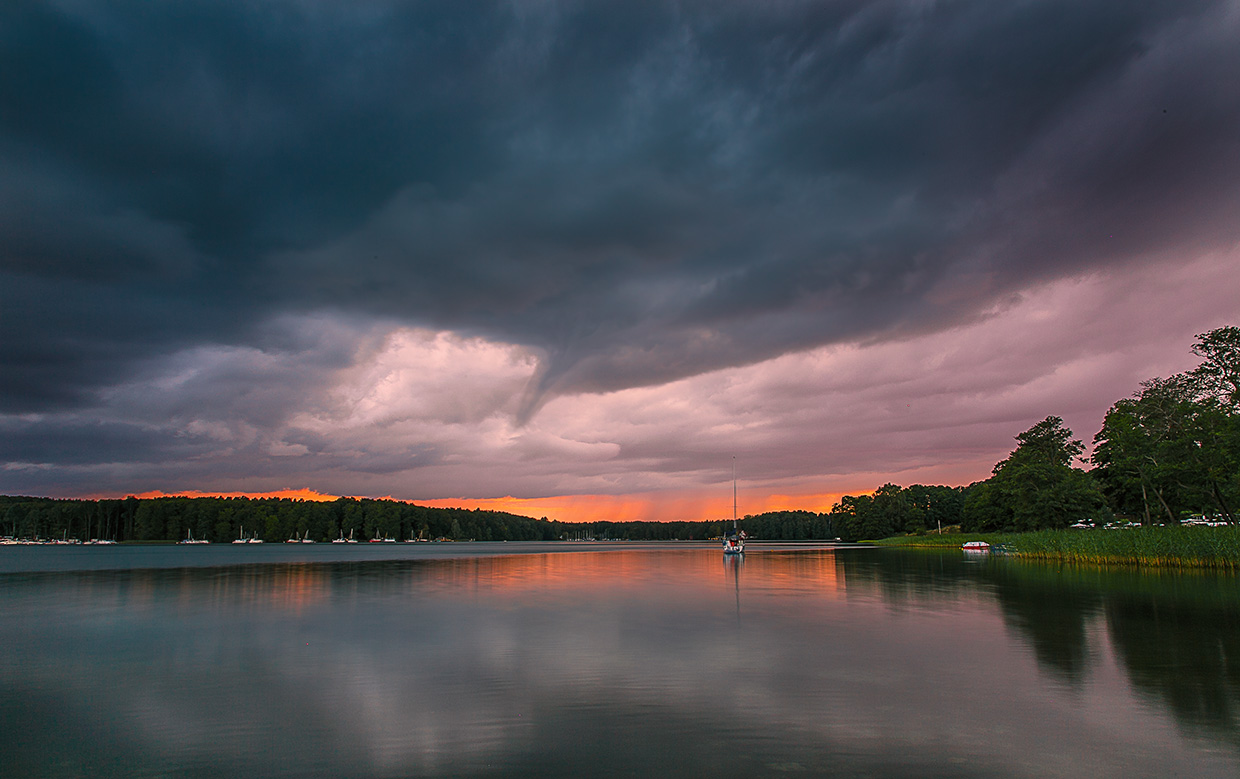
{"left": 724, "top": 457, "right": 745, "bottom": 555}
{"left": 180, "top": 529, "right": 209, "bottom": 544}
{"left": 233, "top": 526, "right": 263, "bottom": 544}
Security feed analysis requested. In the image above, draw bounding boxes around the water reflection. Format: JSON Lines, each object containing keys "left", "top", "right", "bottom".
{"left": 1100, "top": 572, "right": 1240, "bottom": 746}
{"left": 1, "top": 546, "right": 1238, "bottom": 777}
{"left": 986, "top": 565, "right": 1103, "bottom": 683}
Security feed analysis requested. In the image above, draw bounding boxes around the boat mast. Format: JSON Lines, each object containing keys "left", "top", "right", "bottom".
{"left": 732, "top": 456, "right": 737, "bottom": 532}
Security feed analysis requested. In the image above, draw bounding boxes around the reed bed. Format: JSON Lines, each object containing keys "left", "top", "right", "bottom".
{"left": 874, "top": 526, "right": 1240, "bottom": 570}
{"left": 1004, "top": 526, "right": 1240, "bottom": 570}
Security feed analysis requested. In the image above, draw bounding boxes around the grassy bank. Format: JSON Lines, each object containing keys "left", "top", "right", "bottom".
{"left": 870, "top": 526, "right": 1240, "bottom": 570}
{"left": 867, "top": 533, "right": 992, "bottom": 549}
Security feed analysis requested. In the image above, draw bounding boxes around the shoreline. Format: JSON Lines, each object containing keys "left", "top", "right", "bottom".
{"left": 869, "top": 526, "right": 1240, "bottom": 570}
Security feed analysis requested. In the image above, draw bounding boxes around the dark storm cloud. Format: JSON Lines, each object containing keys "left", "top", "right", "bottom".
{"left": 3, "top": 0, "right": 1239, "bottom": 418}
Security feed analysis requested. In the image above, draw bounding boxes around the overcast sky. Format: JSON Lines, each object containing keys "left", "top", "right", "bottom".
{"left": 3, "top": 0, "right": 1239, "bottom": 521}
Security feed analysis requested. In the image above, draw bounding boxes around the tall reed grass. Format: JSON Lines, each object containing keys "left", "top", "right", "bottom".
{"left": 873, "top": 526, "right": 1240, "bottom": 570}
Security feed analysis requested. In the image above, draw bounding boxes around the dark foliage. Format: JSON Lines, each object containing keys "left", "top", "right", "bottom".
{"left": 0, "top": 496, "right": 839, "bottom": 543}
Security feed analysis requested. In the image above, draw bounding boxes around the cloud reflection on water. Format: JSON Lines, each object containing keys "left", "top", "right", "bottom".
{"left": 0, "top": 547, "right": 1237, "bottom": 777}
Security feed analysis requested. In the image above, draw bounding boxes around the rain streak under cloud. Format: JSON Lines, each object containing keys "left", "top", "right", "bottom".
{"left": 2, "top": 0, "right": 1240, "bottom": 520}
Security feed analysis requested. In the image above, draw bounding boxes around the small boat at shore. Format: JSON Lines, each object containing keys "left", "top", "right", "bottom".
{"left": 962, "top": 541, "right": 990, "bottom": 552}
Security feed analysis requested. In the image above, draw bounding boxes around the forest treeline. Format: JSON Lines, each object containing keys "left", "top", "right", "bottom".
{"left": 5, "top": 327, "right": 1237, "bottom": 544}
{"left": 0, "top": 493, "right": 834, "bottom": 544}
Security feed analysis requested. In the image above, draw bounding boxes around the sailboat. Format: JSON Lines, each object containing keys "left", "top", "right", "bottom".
{"left": 180, "top": 529, "right": 209, "bottom": 544}
{"left": 232, "top": 526, "right": 263, "bottom": 544}
{"left": 723, "top": 457, "right": 745, "bottom": 555}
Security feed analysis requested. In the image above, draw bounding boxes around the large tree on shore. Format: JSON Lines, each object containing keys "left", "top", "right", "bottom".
{"left": 963, "top": 416, "right": 1108, "bottom": 532}
{"left": 1093, "top": 377, "right": 1199, "bottom": 524}
{"left": 1188, "top": 326, "right": 1240, "bottom": 411}
{"left": 1092, "top": 328, "right": 1240, "bottom": 524}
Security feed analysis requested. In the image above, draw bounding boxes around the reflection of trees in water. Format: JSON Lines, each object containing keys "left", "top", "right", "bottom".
{"left": 836, "top": 550, "right": 1103, "bottom": 682}
{"left": 985, "top": 567, "right": 1102, "bottom": 684}
{"left": 981, "top": 561, "right": 1240, "bottom": 743}
{"left": 1105, "top": 589, "right": 1240, "bottom": 744}
{"left": 838, "top": 549, "right": 1240, "bottom": 743}
{"left": 833, "top": 548, "right": 979, "bottom": 607}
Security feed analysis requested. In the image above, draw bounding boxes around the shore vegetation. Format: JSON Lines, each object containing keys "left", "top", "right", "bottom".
{"left": 871, "top": 525, "right": 1240, "bottom": 570}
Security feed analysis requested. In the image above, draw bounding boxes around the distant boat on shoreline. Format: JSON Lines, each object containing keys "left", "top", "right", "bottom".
{"left": 179, "top": 530, "right": 209, "bottom": 545}
{"left": 332, "top": 529, "right": 357, "bottom": 544}
{"left": 233, "top": 526, "right": 263, "bottom": 544}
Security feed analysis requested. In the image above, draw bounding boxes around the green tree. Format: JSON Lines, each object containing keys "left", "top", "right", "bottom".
{"left": 865, "top": 483, "right": 913, "bottom": 537}
{"left": 961, "top": 481, "right": 1010, "bottom": 532}
{"left": 1093, "top": 328, "right": 1240, "bottom": 524}
{"left": 964, "top": 416, "right": 1107, "bottom": 532}
{"left": 1093, "top": 379, "right": 1199, "bottom": 524}
{"left": 1188, "top": 325, "right": 1240, "bottom": 410}
{"left": 1186, "top": 327, "right": 1240, "bottom": 521}
{"left": 830, "top": 495, "right": 867, "bottom": 542}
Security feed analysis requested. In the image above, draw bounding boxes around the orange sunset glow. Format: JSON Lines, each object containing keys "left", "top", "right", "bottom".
{"left": 82, "top": 488, "right": 852, "bottom": 523}
{"left": 113, "top": 488, "right": 343, "bottom": 503}
{"left": 416, "top": 491, "right": 851, "bottom": 523}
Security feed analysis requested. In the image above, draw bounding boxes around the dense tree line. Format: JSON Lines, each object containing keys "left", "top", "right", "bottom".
{"left": 0, "top": 495, "right": 562, "bottom": 544}
{"left": 831, "top": 484, "right": 967, "bottom": 542}
{"left": 562, "top": 510, "right": 834, "bottom": 541}
{"left": 0, "top": 495, "right": 838, "bottom": 543}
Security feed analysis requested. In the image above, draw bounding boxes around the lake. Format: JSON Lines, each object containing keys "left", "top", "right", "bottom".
{"left": 1, "top": 542, "right": 1238, "bottom": 777}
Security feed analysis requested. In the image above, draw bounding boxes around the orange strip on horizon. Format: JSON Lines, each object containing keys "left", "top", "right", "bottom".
{"left": 419, "top": 490, "right": 852, "bottom": 523}
{"left": 81, "top": 488, "right": 855, "bottom": 523}
{"left": 102, "top": 488, "right": 343, "bottom": 502}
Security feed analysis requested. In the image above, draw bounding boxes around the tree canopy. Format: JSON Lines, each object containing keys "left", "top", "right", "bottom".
{"left": 1092, "top": 328, "right": 1240, "bottom": 524}
{"left": 961, "top": 416, "right": 1108, "bottom": 533}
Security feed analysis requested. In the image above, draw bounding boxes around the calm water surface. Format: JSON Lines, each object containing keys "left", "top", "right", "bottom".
{"left": 1, "top": 542, "right": 1238, "bottom": 777}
